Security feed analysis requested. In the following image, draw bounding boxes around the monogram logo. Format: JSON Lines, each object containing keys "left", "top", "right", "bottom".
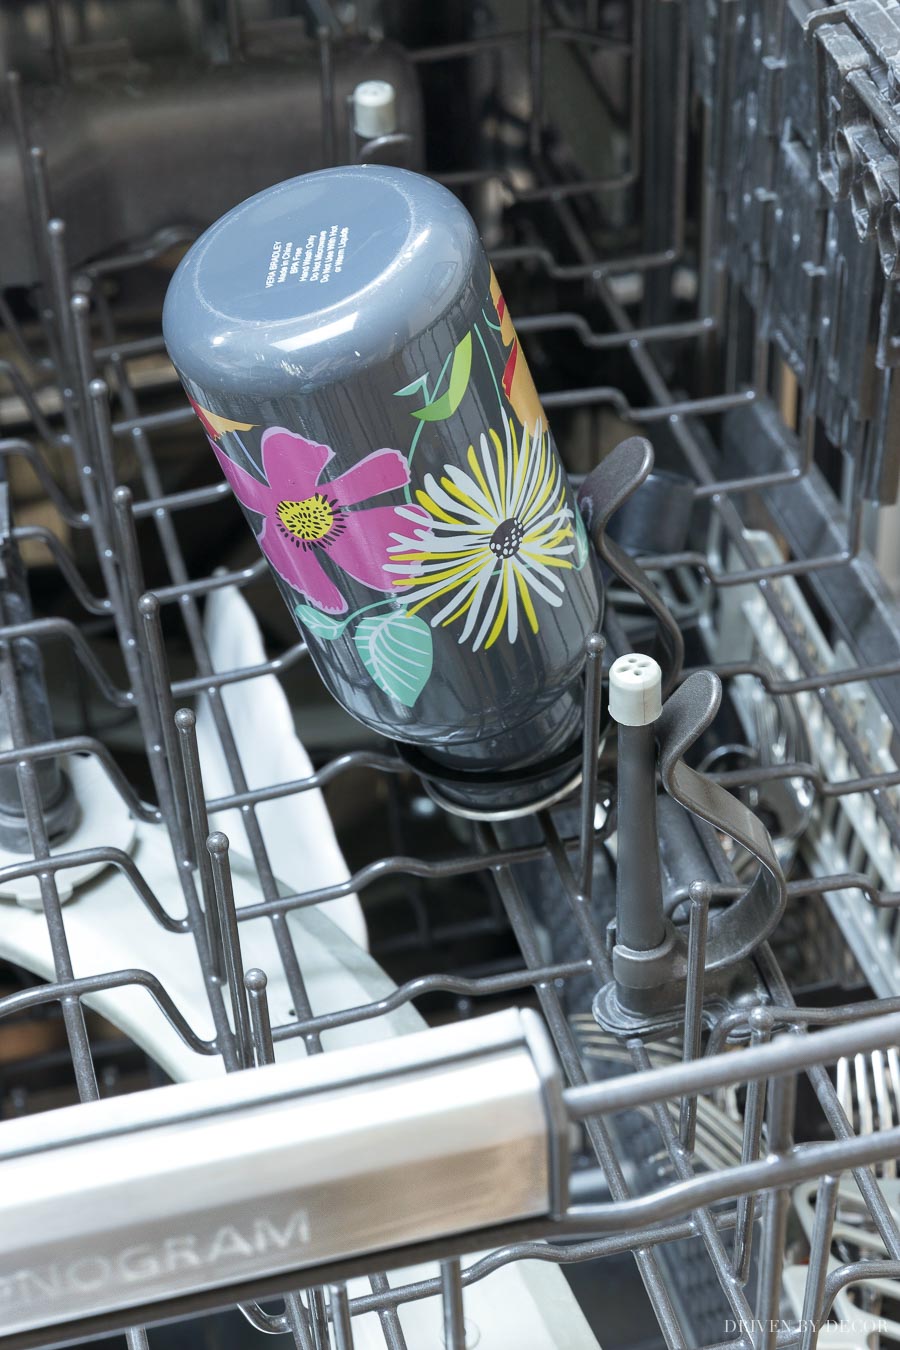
{"left": 0, "top": 1210, "right": 311, "bottom": 1311}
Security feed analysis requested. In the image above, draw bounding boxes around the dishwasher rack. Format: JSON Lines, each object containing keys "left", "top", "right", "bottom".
{"left": 6, "top": 3, "right": 900, "bottom": 1349}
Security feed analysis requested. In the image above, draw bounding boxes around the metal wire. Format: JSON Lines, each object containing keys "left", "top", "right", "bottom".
{"left": 6, "top": 3, "right": 900, "bottom": 1349}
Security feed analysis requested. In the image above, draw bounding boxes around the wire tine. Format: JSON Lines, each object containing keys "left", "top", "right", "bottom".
{"left": 330, "top": 1284, "right": 355, "bottom": 1350}
{"left": 111, "top": 485, "right": 149, "bottom": 636}
{"left": 798, "top": 1174, "right": 839, "bottom": 1350}
{"left": 245, "top": 968, "right": 275, "bottom": 1066}
{"left": 855, "top": 1051, "right": 874, "bottom": 1137}
{"left": 85, "top": 375, "right": 125, "bottom": 543}
{"left": 86, "top": 376, "right": 119, "bottom": 483}
{"left": 307, "top": 1288, "right": 330, "bottom": 1350}
{"left": 138, "top": 592, "right": 194, "bottom": 863}
{"left": 679, "top": 881, "right": 710, "bottom": 1152}
{"left": 69, "top": 291, "right": 96, "bottom": 382}
{"left": 579, "top": 632, "right": 605, "bottom": 899}
{"left": 836, "top": 1054, "right": 851, "bottom": 1122}
{"left": 732, "top": 1026, "right": 769, "bottom": 1283}
{"left": 283, "top": 1292, "right": 316, "bottom": 1350}
{"left": 440, "top": 1259, "right": 466, "bottom": 1350}
{"left": 44, "top": 218, "right": 79, "bottom": 397}
{"left": 176, "top": 708, "right": 224, "bottom": 979}
{"left": 207, "top": 831, "right": 253, "bottom": 1069}
{"left": 70, "top": 293, "right": 106, "bottom": 479}
{"left": 753, "top": 1072, "right": 796, "bottom": 1350}
{"left": 26, "top": 147, "right": 53, "bottom": 272}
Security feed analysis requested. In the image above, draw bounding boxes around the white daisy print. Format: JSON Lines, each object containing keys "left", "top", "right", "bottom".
{"left": 387, "top": 417, "right": 577, "bottom": 650}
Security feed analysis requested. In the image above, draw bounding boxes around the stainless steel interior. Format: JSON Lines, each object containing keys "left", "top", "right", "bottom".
{"left": 6, "top": 2, "right": 900, "bottom": 1349}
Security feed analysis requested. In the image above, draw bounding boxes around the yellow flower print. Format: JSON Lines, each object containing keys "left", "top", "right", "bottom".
{"left": 386, "top": 417, "right": 576, "bottom": 651}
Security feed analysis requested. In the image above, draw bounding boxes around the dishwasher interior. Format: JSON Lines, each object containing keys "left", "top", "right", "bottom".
{"left": 4, "top": 2, "right": 900, "bottom": 1349}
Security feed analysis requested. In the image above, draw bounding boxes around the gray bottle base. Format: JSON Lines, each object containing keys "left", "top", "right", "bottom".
{"left": 396, "top": 724, "right": 596, "bottom": 818}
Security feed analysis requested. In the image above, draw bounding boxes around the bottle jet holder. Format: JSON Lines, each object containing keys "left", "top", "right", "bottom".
{"left": 578, "top": 439, "right": 786, "bottom": 1036}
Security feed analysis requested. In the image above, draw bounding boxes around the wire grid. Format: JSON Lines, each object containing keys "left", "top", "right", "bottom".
{"left": 4, "top": 2, "right": 900, "bottom": 1349}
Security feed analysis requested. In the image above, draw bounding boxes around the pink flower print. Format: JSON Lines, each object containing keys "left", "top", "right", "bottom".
{"left": 211, "top": 427, "right": 428, "bottom": 615}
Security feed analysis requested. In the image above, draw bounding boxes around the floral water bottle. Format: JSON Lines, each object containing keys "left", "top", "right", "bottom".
{"left": 163, "top": 166, "right": 601, "bottom": 812}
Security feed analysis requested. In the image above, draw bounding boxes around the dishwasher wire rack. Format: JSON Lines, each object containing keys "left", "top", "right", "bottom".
{"left": 6, "top": 2, "right": 900, "bottom": 1349}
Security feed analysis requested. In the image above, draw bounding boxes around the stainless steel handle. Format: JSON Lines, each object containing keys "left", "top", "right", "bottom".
{"left": 0, "top": 1008, "right": 566, "bottom": 1339}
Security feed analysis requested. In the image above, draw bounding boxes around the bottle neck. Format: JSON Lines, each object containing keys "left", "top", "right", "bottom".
{"left": 421, "top": 680, "right": 583, "bottom": 774}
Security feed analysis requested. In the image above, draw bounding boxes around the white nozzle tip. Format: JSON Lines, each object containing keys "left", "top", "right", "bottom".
{"left": 609, "top": 653, "right": 663, "bottom": 726}
{"left": 352, "top": 80, "right": 397, "bottom": 138}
